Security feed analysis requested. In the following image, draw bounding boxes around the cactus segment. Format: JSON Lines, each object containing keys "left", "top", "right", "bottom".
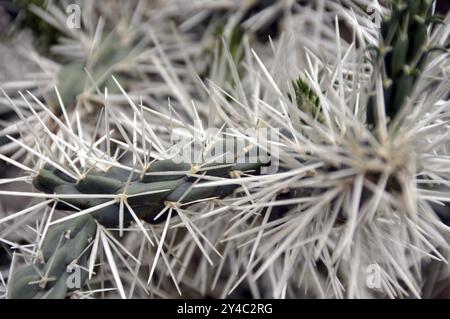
{"left": 8, "top": 215, "right": 97, "bottom": 299}
{"left": 17, "top": 153, "right": 263, "bottom": 297}
{"left": 367, "top": 0, "right": 435, "bottom": 128}
{"left": 32, "top": 154, "right": 264, "bottom": 229}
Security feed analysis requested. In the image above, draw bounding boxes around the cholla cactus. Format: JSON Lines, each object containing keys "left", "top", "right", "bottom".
{"left": 0, "top": 0, "right": 449, "bottom": 299}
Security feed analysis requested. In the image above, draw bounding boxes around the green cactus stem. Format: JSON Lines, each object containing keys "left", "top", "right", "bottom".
{"left": 366, "top": 0, "right": 437, "bottom": 129}
{"left": 8, "top": 154, "right": 264, "bottom": 298}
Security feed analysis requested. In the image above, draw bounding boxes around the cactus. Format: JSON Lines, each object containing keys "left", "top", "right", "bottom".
{"left": 1, "top": 0, "right": 449, "bottom": 300}
{"left": 366, "top": 0, "right": 440, "bottom": 129}
{"left": 32, "top": 157, "right": 262, "bottom": 227}
{"left": 8, "top": 215, "right": 96, "bottom": 299}
{"left": 7, "top": 142, "right": 265, "bottom": 298}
